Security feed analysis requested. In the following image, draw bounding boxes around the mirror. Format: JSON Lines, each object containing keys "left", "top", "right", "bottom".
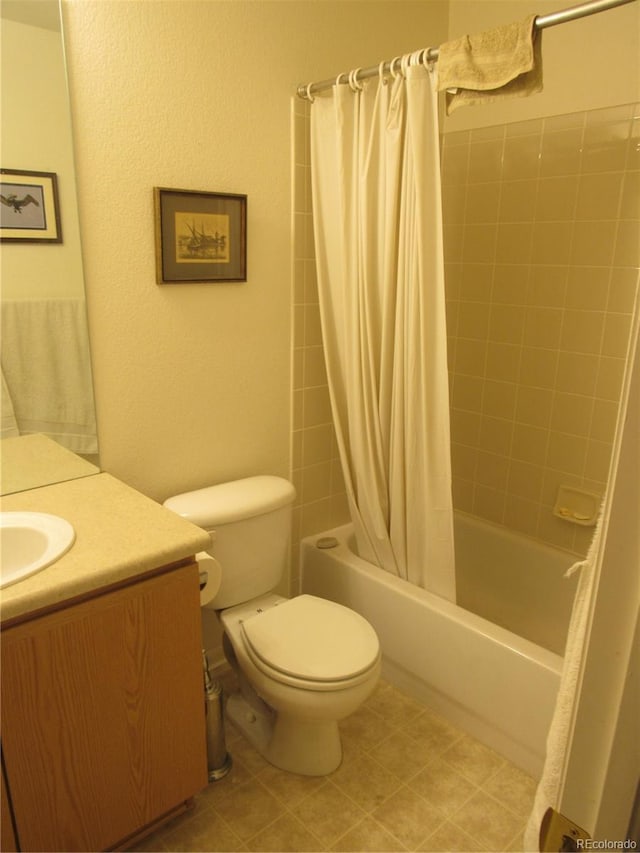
{"left": 1, "top": 0, "right": 99, "bottom": 494}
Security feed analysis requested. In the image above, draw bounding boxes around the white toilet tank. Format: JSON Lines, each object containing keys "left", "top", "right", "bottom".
{"left": 163, "top": 476, "right": 296, "bottom": 610}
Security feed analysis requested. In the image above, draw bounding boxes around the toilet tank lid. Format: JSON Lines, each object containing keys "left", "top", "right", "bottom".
{"left": 163, "top": 475, "right": 296, "bottom": 527}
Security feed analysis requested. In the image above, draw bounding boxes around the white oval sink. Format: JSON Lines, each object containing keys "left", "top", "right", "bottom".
{"left": 0, "top": 512, "right": 75, "bottom": 589}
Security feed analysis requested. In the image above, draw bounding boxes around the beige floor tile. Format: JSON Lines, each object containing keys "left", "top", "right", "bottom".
{"left": 340, "top": 703, "right": 395, "bottom": 751}
{"left": 408, "top": 756, "right": 477, "bottom": 817}
{"left": 450, "top": 789, "right": 525, "bottom": 851}
{"left": 292, "top": 780, "right": 367, "bottom": 847}
{"left": 212, "top": 778, "right": 285, "bottom": 842}
{"left": 331, "top": 751, "right": 404, "bottom": 812}
{"left": 365, "top": 681, "right": 426, "bottom": 727}
{"left": 418, "top": 818, "right": 489, "bottom": 852}
{"left": 483, "top": 761, "right": 537, "bottom": 818}
{"left": 330, "top": 815, "right": 409, "bottom": 851}
{"left": 372, "top": 728, "right": 434, "bottom": 780}
{"left": 257, "top": 762, "right": 326, "bottom": 808}
{"left": 246, "top": 812, "right": 324, "bottom": 852}
{"left": 402, "top": 708, "right": 464, "bottom": 756}
{"left": 159, "top": 807, "right": 246, "bottom": 852}
{"left": 371, "top": 786, "right": 447, "bottom": 850}
{"left": 440, "top": 734, "right": 506, "bottom": 786}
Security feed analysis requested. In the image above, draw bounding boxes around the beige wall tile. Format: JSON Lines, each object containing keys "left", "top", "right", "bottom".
{"left": 585, "top": 439, "right": 614, "bottom": 483}
{"left": 482, "top": 379, "right": 517, "bottom": 420}
{"left": 463, "top": 224, "right": 497, "bottom": 263}
{"left": 582, "top": 121, "right": 631, "bottom": 173}
{"left": 602, "top": 313, "right": 634, "bottom": 358}
{"left": 556, "top": 351, "right": 599, "bottom": 396}
{"left": 528, "top": 266, "right": 568, "bottom": 308}
{"left": 523, "top": 307, "right": 563, "bottom": 349}
{"left": 614, "top": 220, "right": 640, "bottom": 266}
{"left": 550, "top": 392, "right": 594, "bottom": 437}
{"left": 519, "top": 347, "right": 559, "bottom": 389}
{"left": 442, "top": 143, "right": 469, "bottom": 186}
{"left": 489, "top": 304, "right": 526, "bottom": 344}
{"left": 485, "top": 342, "right": 521, "bottom": 382}
{"left": 495, "top": 223, "right": 533, "bottom": 264}
{"left": 492, "top": 264, "right": 529, "bottom": 304}
{"left": 479, "top": 416, "right": 513, "bottom": 456}
{"left": 532, "top": 221, "right": 573, "bottom": 265}
{"left": 511, "top": 423, "right": 548, "bottom": 465}
{"left": 535, "top": 176, "right": 579, "bottom": 221}
{"left": 546, "top": 432, "right": 588, "bottom": 477}
{"left": 461, "top": 263, "right": 493, "bottom": 301}
{"left": 465, "top": 182, "right": 500, "bottom": 223}
{"left": 620, "top": 171, "right": 640, "bottom": 219}
{"left": 468, "top": 139, "right": 504, "bottom": 183}
{"left": 571, "top": 220, "right": 617, "bottom": 266}
{"left": 560, "top": 310, "right": 605, "bottom": 355}
{"left": 539, "top": 127, "right": 583, "bottom": 177}
{"left": 499, "top": 180, "right": 537, "bottom": 222}
{"left": 608, "top": 268, "right": 639, "bottom": 313}
{"left": 515, "top": 386, "right": 554, "bottom": 428}
{"left": 502, "top": 133, "right": 541, "bottom": 180}
{"left": 566, "top": 267, "right": 610, "bottom": 310}
{"left": 575, "top": 172, "right": 624, "bottom": 220}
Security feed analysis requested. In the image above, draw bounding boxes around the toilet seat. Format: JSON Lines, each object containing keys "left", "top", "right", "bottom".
{"left": 237, "top": 595, "right": 380, "bottom": 691}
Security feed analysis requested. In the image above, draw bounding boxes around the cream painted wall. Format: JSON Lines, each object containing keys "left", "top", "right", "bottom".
{"left": 61, "top": 0, "right": 448, "bottom": 502}
{"left": 444, "top": 0, "right": 640, "bottom": 132}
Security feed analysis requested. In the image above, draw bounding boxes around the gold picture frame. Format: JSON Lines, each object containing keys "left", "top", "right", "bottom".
{"left": 0, "top": 169, "right": 62, "bottom": 243}
{"left": 154, "top": 187, "right": 247, "bottom": 284}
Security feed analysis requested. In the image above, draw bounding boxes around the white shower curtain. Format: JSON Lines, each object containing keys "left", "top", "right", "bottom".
{"left": 310, "top": 61, "right": 455, "bottom": 600}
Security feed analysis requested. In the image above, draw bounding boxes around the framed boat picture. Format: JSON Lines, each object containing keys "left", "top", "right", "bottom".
{"left": 154, "top": 187, "right": 247, "bottom": 284}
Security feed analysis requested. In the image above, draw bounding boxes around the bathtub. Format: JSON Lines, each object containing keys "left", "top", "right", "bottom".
{"left": 300, "top": 513, "right": 578, "bottom": 778}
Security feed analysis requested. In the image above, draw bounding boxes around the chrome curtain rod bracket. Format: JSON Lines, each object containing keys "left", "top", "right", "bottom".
{"left": 296, "top": 0, "right": 637, "bottom": 99}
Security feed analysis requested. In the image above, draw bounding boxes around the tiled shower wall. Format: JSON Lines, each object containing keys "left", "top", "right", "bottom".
{"left": 291, "top": 98, "right": 639, "bottom": 580}
{"left": 443, "top": 103, "right": 639, "bottom": 555}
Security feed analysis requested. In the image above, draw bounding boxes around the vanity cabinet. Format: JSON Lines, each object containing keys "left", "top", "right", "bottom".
{"left": 0, "top": 561, "right": 208, "bottom": 852}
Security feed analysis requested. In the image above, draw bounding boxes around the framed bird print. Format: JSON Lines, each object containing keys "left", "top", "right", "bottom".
{"left": 0, "top": 169, "right": 62, "bottom": 243}
{"left": 154, "top": 187, "right": 247, "bottom": 283}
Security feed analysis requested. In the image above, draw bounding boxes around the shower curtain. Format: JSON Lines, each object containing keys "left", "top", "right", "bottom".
{"left": 309, "top": 60, "right": 455, "bottom": 600}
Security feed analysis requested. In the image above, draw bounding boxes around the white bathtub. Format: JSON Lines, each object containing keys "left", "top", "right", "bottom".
{"left": 300, "top": 513, "right": 577, "bottom": 778}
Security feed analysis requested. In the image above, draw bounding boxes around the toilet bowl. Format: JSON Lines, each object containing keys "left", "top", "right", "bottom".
{"left": 163, "top": 476, "right": 381, "bottom": 776}
{"left": 219, "top": 593, "right": 381, "bottom": 775}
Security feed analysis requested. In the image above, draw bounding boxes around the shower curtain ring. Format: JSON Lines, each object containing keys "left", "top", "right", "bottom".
{"left": 378, "top": 60, "right": 388, "bottom": 85}
{"left": 389, "top": 56, "right": 402, "bottom": 78}
{"left": 400, "top": 53, "right": 411, "bottom": 76}
{"left": 305, "top": 82, "right": 315, "bottom": 103}
{"left": 422, "top": 47, "right": 436, "bottom": 70}
{"left": 336, "top": 72, "right": 346, "bottom": 88}
{"left": 349, "top": 68, "right": 363, "bottom": 92}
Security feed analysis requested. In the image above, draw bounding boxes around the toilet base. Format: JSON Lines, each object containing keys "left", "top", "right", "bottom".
{"left": 225, "top": 691, "right": 342, "bottom": 776}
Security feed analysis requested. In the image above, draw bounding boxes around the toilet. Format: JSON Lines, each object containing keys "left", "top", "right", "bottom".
{"left": 164, "top": 475, "right": 381, "bottom": 776}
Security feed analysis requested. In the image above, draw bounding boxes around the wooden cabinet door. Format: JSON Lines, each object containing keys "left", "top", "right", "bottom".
{"left": 1, "top": 564, "right": 207, "bottom": 852}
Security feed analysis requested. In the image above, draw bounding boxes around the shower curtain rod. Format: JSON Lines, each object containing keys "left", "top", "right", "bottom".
{"left": 296, "top": 0, "right": 637, "bottom": 99}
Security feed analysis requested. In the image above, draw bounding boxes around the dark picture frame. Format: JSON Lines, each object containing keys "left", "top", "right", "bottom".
{"left": 0, "top": 169, "right": 62, "bottom": 243}
{"left": 154, "top": 187, "right": 247, "bottom": 284}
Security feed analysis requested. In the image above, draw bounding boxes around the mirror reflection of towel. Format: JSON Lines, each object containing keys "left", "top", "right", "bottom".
{"left": 1, "top": 299, "right": 98, "bottom": 454}
{"left": 437, "top": 14, "right": 543, "bottom": 114}
{"left": 1, "top": 368, "right": 19, "bottom": 438}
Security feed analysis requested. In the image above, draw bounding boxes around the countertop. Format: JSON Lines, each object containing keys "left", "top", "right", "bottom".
{"left": 0, "top": 472, "right": 211, "bottom": 624}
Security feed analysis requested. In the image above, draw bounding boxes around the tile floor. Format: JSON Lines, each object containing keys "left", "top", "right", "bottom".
{"left": 132, "top": 677, "right": 537, "bottom": 852}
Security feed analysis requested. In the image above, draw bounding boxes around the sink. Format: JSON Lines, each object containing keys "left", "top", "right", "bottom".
{"left": 0, "top": 512, "right": 75, "bottom": 589}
